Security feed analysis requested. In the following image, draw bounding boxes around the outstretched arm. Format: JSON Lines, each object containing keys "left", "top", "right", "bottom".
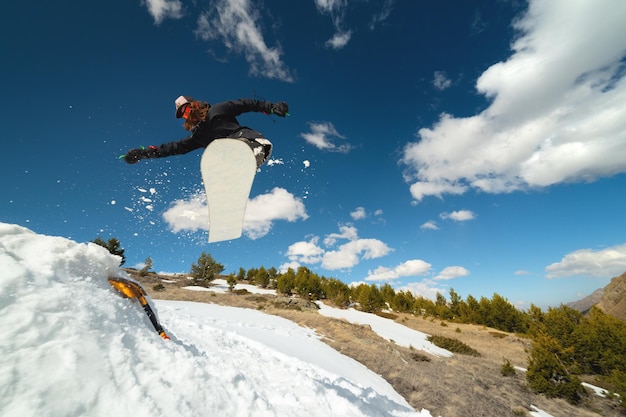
{"left": 211, "top": 98, "right": 289, "bottom": 118}
{"left": 122, "top": 135, "right": 204, "bottom": 164}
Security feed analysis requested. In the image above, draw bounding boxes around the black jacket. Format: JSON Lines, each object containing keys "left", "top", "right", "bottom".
{"left": 152, "top": 98, "right": 272, "bottom": 157}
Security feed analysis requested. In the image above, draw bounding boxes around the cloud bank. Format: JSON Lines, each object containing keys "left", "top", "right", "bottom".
{"left": 401, "top": 0, "right": 626, "bottom": 203}
{"left": 162, "top": 187, "right": 307, "bottom": 239}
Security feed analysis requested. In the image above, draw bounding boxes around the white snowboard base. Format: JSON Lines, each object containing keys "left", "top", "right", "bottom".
{"left": 200, "top": 139, "right": 257, "bottom": 243}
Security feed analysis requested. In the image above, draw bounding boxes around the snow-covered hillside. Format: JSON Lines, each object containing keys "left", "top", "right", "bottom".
{"left": 0, "top": 223, "right": 431, "bottom": 417}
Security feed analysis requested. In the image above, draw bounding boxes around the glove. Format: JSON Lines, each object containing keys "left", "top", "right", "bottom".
{"left": 123, "top": 148, "right": 147, "bottom": 164}
{"left": 123, "top": 146, "right": 159, "bottom": 164}
{"left": 270, "top": 101, "right": 289, "bottom": 117}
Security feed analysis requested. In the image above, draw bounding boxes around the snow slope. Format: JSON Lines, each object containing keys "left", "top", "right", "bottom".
{"left": 316, "top": 303, "right": 452, "bottom": 357}
{"left": 0, "top": 223, "right": 431, "bottom": 417}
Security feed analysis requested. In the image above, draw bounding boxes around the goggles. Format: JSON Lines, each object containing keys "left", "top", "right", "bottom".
{"left": 182, "top": 105, "right": 192, "bottom": 120}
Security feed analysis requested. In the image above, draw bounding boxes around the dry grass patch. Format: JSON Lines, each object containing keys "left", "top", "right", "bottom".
{"left": 130, "top": 271, "right": 619, "bottom": 417}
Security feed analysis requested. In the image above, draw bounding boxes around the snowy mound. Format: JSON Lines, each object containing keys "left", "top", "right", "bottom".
{"left": 0, "top": 223, "right": 432, "bottom": 417}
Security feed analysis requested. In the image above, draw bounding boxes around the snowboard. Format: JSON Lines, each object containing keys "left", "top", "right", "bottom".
{"left": 200, "top": 138, "right": 257, "bottom": 243}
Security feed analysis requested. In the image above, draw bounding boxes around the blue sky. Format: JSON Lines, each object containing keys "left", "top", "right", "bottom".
{"left": 2, "top": 0, "right": 626, "bottom": 309}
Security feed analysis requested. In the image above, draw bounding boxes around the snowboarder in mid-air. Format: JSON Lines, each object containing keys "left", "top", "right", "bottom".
{"left": 122, "top": 96, "right": 289, "bottom": 167}
{"left": 122, "top": 96, "right": 289, "bottom": 243}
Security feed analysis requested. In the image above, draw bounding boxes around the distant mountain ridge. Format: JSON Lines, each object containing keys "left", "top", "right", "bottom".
{"left": 568, "top": 271, "right": 626, "bottom": 321}
{"left": 567, "top": 287, "right": 605, "bottom": 314}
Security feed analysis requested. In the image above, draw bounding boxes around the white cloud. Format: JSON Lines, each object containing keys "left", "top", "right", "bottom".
{"left": 313, "top": 0, "right": 346, "bottom": 14}
{"left": 366, "top": 259, "right": 432, "bottom": 282}
{"left": 325, "top": 31, "right": 352, "bottom": 50}
{"left": 420, "top": 221, "right": 439, "bottom": 231}
{"left": 440, "top": 210, "right": 475, "bottom": 222}
{"left": 323, "top": 224, "right": 359, "bottom": 246}
{"left": 545, "top": 243, "right": 626, "bottom": 278}
{"left": 369, "top": 0, "right": 395, "bottom": 30}
{"left": 314, "top": 0, "right": 351, "bottom": 49}
{"left": 142, "top": 0, "right": 184, "bottom": 24}
{"left": 434, "top": 266, "right": 470, "bottom": 280}
{"left": 243, "top": 187, "right": 309, "bottom": 239}
{"left": 399, "top": 280, "right": 447, "bottom": 301}
{"left": 315, "top": 0, "right": 395, "bottom": 47}
{"left": 162, "top": 187, "right": 307, "bottom": 239}
{"left": 162, "top": 192, "right": 208, "bottom": 233}
{"left": 195, "top": 0, "right": 293, "bottom": 82}
{"left": 278, "top": 261, "right": 301, "bottom": 273}
{"left": 141, "top": 0, "right": 292, "bottom": 81}
{"left": 433, "top": 71, "right": 452, "bottom": 91}
{"left": 350, "top": 207, "right": 367, "bottom": 220}
{"left": 322, "top": 239, "right": 391, "bottom": 270}
{"left": 300, "top": 122, "right": 352, "bottom": 152}
{"left": 401, "top": 0, "right": 626, "bottom": 203}
{"left": 285, "top": 224, "right": 392, "bottom": 271}
{"left": 285, "top": 237, "right": 324, "bottom": 264}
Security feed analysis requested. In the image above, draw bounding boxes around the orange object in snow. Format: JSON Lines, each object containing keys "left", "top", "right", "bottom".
{"left": 108, "top": 277, "right": 170, "bottom": 340}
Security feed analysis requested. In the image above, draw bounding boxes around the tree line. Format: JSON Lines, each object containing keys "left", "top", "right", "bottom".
{"left": 189, "top": 251, "right": 626, "bottom": 407}
{"left": 92, "top": 240, "right": 626, "bottom": 408}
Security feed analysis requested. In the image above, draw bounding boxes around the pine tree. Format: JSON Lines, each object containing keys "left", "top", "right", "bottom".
{"left": 526, "top": 334, "right": 584, "bottom": 404}
{"left": 256, "top": 266, "right": 270, "bottom": 288}
{"left": 139, "top": 257, "right": 153, "bottom": 277}
{"left": 321, "top": 277, "right": 351, "bottom": 307}
{"left": 390, "top": 290, "right": 415, "bottom": 313}
{"left": 277, "top": 268, "right": 296, "bottom": 296}
{"left": 355, "top": 284, "right": 384, "bottom": 313}
{"left": 236, "top": 267, "right": 246, "bottom": 281}
{"left": 448, "top": 288, "right": 462, "bottom": 317}
{"left": 380, "top": 283, "right": 396, "bottom": 308}
{"left": 91, "top": 237, "right": 126, "bottom": 265}
{"left": 226, "top": 273, "right": 237, "bottom": 291}
{"left": 190, "top": 252, "right": 224, "bottom": 285}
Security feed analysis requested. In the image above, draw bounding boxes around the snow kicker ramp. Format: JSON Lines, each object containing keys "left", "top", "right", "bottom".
{"left": 0, "top": 223, "right": 432, "bottom": 417}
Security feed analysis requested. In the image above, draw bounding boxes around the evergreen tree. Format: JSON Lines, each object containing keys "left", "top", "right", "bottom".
{"left": 435, "top": 292, "right": 453, "bottom": 320}
{"left": 320, "top": 277, "right": 351, "bottom": 307}
{"left": 526, "top": 303, "right": 545, "bottom": 337}
{"left": 277, "top": 268, "right": 296, "bottom": 295}
{"left": 236, "top": 267, "right": 246, "bottom": 281}
{"left": 294, "top": 266, "right": 322, "bottom": 300}
{"left": 380, "top": 283, "right": 396, "bottom": 308}
{"left": 414, "top": 296, "right": 436, "bottom": 316}
{"left": 226, "top": 273, "right": 237, "bottom": 291}
{"left": 139, "top": 257, "right": 153, "bottom": 277}
{"left": 390, "top": 290, "right": 415, "bottom": 313}
{"left": 571, "top": 307, "right": 626, "bottom": 375}
{"left": 256, "top": 266, "right": 270, "bottom": 288}
{"left": 354, "top": 284, "right": 384, "bottom": 313}
{"left": 526, "top": 334, "right": 584, "bottom": 403}
{"left": 246, "top": 267, "right": 257, "bottom": 284}
{"left": 190, "top": 252, "right": 224, "bottom": 285}
{"left": 91, "top": 237, "right": 126, "bottom": 265}
{"left": 461, "top": 294, "right": 481, "bottom": 323}
{"left": 267, "top": 267, "right": 278, "bottom": 288}
{"left": 489, "top": 293, "right": 527, "bottom": 333}
{"left": 542, "top": 305, "right": 583, "bottom": 347}
{"left": 448, "top": 288, "right": 462, "bottom": 317}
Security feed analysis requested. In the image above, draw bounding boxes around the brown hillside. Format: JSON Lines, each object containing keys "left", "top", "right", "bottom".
{"left": 596, "top": 270, "right": 626, "bottom": 322}
{"left": 128, "top": 270, "right": 623, "bottom": 417}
